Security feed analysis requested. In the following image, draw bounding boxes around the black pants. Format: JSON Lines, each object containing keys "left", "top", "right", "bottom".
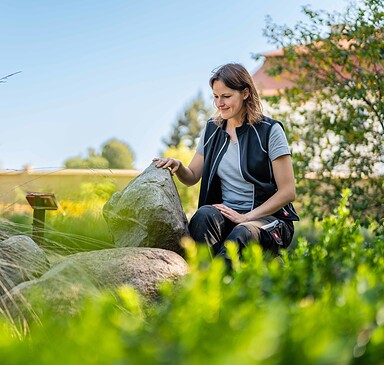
{"left": 188, "top": 205, "right": 294, "bottom": 260}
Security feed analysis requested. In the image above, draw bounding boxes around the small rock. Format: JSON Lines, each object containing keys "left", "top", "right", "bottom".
{"left": 0, "top": 235, "right": 50, "bottom": 296}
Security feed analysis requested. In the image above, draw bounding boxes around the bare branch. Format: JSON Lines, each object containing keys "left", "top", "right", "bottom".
{"left": 0, "top": 71, "right": 22, "bottom": 83}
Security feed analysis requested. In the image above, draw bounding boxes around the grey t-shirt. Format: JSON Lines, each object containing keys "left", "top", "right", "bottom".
{"left": 196, "top": 123, "right": 291, "bottom": 210}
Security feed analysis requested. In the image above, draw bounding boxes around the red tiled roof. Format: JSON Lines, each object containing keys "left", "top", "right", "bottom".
{"left": 252, "top": 37, "right": 381, "bottom": 96}
{"left": 252, "top": 57, "right": 295, "bottom": 96}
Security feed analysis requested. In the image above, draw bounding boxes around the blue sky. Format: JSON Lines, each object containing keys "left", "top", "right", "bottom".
{"left": 0, "top": 0, "right": 348, "bottom": 171}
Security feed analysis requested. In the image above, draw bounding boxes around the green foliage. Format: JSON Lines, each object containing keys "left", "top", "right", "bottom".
{"left": 43, "top": 207, "right": 113, "bottom": 253}
{"left": 78, "top": 179, "right": 117, "bottom": 201}
{"left": 64, "top": 148, "right": 109, "bottom": 169}
{"left": 43, "top": 182, "right": 116, "bottom": 252}
{"left": 1, "top": 191, "right": 384, "bottom": 364}
{"left": 4, "top": 202, "right": 114, "bottom": 254}
{"left": 256, "top": 0, "right": 384, "bottom": 224}
{"left": 64, "top": 139, "right": 135, "bottom": 169}
{"left": 163, "top": 92, "right": 212, "bottom": 149}
{"left": 64, "top": 156, "right": 91, "bottom": 169}
{"left": 101, "top": 138, "right": 135, "bottom": 169}
{"left": 3, "top": 180, "right": 117, "bottom": 253}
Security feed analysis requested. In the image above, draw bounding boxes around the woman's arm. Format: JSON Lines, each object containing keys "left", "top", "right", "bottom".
{"left": 153, "top": 152, "right": 204, "bottom": 186}
{"left": 245, "top": 154, "right": 296, "bottom": 220}
{"left": 214, "top": 154, "right": 296, "bottom": 223}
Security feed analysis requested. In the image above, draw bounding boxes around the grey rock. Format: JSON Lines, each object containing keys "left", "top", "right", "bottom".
{"left": 1, "top": 247, "right": 188, "bottom": 321}
{"left": 2, "top": 261, "right": 99, "bottom": 321}
{"left": 0, "top": 218, "right": 20, "bottom": 242}
{"left": 57, "top": 247, "right": 189, "bottom": 300}
{"left": 103, "top": 162, "right": 188, "bottom": 254}
{"left": 0, "top": 235, "right": 50, "bottom": 296}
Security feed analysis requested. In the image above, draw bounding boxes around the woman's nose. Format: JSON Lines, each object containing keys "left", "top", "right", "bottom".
{"left": 217, "top": 97, "right": 225, "bottom": 106}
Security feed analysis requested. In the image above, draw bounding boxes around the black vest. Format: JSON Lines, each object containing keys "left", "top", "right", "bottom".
{"left": 198, "top": 117, "right": 299, "bottom": 222}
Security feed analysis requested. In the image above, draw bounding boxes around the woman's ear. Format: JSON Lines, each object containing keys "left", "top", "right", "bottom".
{"left": 243, "top": 88, "right": 250, "bottom": 100}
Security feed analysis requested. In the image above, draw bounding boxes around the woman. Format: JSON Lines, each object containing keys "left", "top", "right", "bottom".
{"left": 154, "top": 63, "right": 299, "bottom": 261}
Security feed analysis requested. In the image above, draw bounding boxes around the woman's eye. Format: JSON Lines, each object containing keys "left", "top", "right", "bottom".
{"left": 213, "top": 95, "right": 230, "bottom": 99}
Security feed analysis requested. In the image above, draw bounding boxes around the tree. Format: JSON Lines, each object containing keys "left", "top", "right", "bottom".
{"left": 101, "top": 139, "right": 135, "bottom": 169}
{"left": 87, "top": 148, "right": 111, "bottom": 169}
{"left": 255, "top": 0, "right": 383, "bottom": 223}
{"left": 64, "top": 156, "right": 91, "bottom": 169}
{"left": 64, "top": 148, "right": 109, "bottom": 169}
{"left": 64, "top": 140, "right": 135, "bottom": 169}
{"left": 163, "top": 92, "right": 212, "bottom": 149}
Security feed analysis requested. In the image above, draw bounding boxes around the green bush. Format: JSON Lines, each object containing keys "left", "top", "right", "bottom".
{"left": 1, "top": 190, "right": 384, "bottom": 364}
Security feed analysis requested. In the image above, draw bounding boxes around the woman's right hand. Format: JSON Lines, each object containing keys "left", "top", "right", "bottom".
{"left": 152, "top": 157, "right": 182, "bottom": 175}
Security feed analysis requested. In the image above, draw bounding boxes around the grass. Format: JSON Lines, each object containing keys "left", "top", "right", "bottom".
{"left": 2, "top": 199, "right": 113, "bottom": 254}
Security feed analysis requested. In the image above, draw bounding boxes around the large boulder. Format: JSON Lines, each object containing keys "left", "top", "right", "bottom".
{"left": 2, "top": 261, "right": 100, "bottom": 321}
{"left": 0, "top": 218, "right": 20, "bottom": 242}
{"left": 58, "top": 247, "right": 189, "bottom": 299}
{"left": 0, "top": 235, "right": 50, "bottom": 296}
{"left": 103, "top": 162, "right": 188, "bottom": 254}
{"left": 1, "top": 247, "right": 188, "bottom": 321}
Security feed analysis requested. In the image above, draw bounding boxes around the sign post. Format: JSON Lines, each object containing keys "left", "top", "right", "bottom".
{"left": 26, "top": 192, "right": 60, "bottom": 245}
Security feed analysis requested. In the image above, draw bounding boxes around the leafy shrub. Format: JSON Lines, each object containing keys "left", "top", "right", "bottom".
{"left": 1, "top": 190, "right": 384, "bottom": 364}
{"left": 78, "top": 179, "right": 117, "bottom": 201}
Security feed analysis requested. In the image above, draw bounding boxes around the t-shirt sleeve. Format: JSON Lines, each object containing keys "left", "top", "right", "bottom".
{"left": 268, "top": 123, "right": 291, "bottom": 161}
{"left": 195, "top": 125, "right": 207, "bottom": 156}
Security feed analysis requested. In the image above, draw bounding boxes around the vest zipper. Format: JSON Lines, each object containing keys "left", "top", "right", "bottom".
{"left": 207, "top": 134, "right": 229, "bottom": 190}
{"left": 235, "top": 129, "right": 255, "bottom": 210}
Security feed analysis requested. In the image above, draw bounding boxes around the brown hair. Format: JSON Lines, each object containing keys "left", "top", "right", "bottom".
{"left": 209, "top": 63, "right": 263, "bottom": 125}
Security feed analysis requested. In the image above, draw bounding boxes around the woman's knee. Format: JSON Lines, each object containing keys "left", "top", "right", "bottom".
{"left": 189, "top": 205, "right": 221, "bottom": 226}
{"left": 188, "top": 205, "right": 224, "bottom": 241}
{"left": 226, "top": 224, "right": 255, "bottom": 249}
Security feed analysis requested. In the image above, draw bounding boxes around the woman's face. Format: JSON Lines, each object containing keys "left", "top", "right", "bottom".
{"left": 212, "top": 79, "right": 248, "bottom": 123}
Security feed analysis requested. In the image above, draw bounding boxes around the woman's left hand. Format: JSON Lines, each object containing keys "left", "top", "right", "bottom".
{"left": 213, "top": 204, "right": 248, "bottom": 224}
